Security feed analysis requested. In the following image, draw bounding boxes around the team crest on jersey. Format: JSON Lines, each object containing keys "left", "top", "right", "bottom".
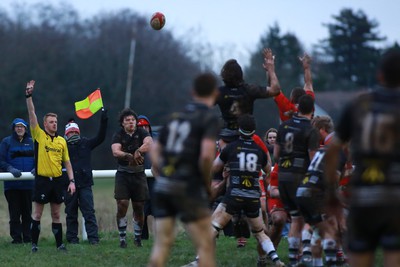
{"left": 242, "top": 178, "right": 252, "bottom": 188}
{"left": 281, "top": 159, "right": 292, "bottom": 168}
{"left": 362, "top": 164, "right": 385, "bottom": 183}
{"left": 162, "top": 165, "right": 175, "bottom": 176}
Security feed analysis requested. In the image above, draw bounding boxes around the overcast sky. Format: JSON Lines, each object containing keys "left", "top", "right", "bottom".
{"left": 1, "top": 0, "right": 398, "bottom": 66}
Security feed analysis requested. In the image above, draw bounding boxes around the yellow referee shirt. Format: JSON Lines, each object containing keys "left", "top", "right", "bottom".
{"left": 30, "top": 124, "right": 70, "bottom": 178}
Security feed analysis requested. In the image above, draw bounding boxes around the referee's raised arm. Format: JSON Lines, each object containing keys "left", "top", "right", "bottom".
{"left": 25, "top": 80, "right": 38, "bottom": 129}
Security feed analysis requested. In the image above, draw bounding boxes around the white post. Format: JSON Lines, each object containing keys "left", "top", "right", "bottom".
{"left": 81, "top": 216, "right": 87, "bottom": 241}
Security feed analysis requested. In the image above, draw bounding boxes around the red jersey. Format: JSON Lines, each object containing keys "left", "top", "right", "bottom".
{"left": 270, "top": 163, "right": 279, "bottom": 187}
{"left": 339, "top": 146, "right": 352, "bottom": 187}
{"left": 274, "top": 91, "right": 315, "bottom": 122}
{"left": 252, "top": 134, "right": 269, "bottom": 154}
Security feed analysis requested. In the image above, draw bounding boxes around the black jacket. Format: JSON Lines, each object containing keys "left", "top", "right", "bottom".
{"left": 67, "top": 113, "right": 108, "bottom": 188}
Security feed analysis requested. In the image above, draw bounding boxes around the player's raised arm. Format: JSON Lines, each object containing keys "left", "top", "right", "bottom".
{"left": 299, "top": 53, "right": 314, "bottom": 93}
{"left": 263, "top": 48, "right": 280, "bottom": 97}
{"left": 25, "top": 80, "right": 38, "bottom": 129}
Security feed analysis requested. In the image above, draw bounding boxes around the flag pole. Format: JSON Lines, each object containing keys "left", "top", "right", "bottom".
{"left": 124, "top": 26, "right": 137, "bottom": 108}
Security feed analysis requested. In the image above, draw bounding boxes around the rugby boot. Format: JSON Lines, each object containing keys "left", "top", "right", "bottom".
{"left": 119, "top": 238, "right": 127, "bottom": 248}
{"left": 180, "top": 256, "right": 199, "bottom": 267}
{"left": 256, "top": 258, "right": 267, "bottom": 267}
{"left": 298, "top": 253, "right": 312, "bottom": 267}
{"left": 180, "top": 260, "right": 198, "bottom": 267}
{"left": 57, "top": 243, "right": 68, "bottom": 253}
{"left": 31, "top": 243, "right": 38, "bottom": 253}
{"left": 134, "top": 235, "right": 143, "bottom": 247}
{"left": 273, "top": 260, "right": 286, "bottom": 267}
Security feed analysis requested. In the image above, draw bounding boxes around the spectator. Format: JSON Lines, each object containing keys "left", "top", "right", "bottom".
{"left": 0, "top": 118, "right": 35, "bottom": 244}
{"left": 137, "top": 115, "right": 155, "bottom": 240}
{"left": 264, "top": 127, "right": 278, "bottom": 162}
{"left": 64, "top": 109, "right": 108, "bottom": 245}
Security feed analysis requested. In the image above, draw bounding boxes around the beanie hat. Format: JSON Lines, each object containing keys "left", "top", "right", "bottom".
{"left": 12, "top": 118, "right": 28, "bottom": 129}
{"left": 137, "top": 116, "right": 150, "bottom": 126}
{"left": 137, "top": 115, "right": 153, "bottom": 136}
{"left": 65, "top": 122, "right": 80, "bottom": 135}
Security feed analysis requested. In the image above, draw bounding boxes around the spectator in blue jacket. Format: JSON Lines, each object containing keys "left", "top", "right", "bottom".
{"left": 137, "top": 115, "right": 155, "bottom": 240}
{"left": 63, "top": 109, "right": 108, "bottom": 244}
{"left": 0, "top": 118, "right": 35, "bottom": 244}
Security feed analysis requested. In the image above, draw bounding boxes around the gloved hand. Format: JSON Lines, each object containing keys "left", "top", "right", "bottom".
{"left": 101, "top": 108, "right": 108, "bottom": 121}
{"left": 7, "top": 166, "right": 22, "bottom": 178}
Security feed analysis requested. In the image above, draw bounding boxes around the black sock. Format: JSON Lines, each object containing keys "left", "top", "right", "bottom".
{"left": 31, "top": 220, "right": 41, "bottom": 245}
{"left": 52, "top": 223, "right": 63, "bottom": 247}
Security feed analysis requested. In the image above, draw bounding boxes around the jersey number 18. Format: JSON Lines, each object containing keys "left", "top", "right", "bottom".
{"left": 237, "top": 152, "right": 258, "bottom": 172}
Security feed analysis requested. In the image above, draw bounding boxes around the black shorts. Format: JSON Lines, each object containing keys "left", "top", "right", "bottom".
{"left": 296, "top": 187, "right": 325, "bottom": 225}
{"left": 278, "top": 172, "right": 303, "bottom": 215}
{"left": 114, "top": 171, "right": 149, "bottom": 201}
{"left": 223, "top": 195, "right": 260, "bottom": 218}
{"left": 33, "top": 175, "right": 66, "bottom": 204}
{"left": 347, "top": 206, "right": 400, "bottom": 252}
{"left": 152, "top": 191, "right": 210, "bottom": 223}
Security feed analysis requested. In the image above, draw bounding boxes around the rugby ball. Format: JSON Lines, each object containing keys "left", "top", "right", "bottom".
{"left": 150, "top": 12, "right": 166, "bottom": 30}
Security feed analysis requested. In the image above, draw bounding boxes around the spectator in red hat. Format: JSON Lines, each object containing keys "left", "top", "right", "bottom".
{"left": 137, "top": 115, "right": 155, "bottom": 240}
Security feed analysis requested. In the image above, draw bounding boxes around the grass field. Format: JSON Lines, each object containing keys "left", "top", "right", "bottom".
{"left": 0, "top": 178, "right": 384, "bottom": 266}
{"left": 0, "top": 179, "right": 117, "bottom": 237}
{"left": 0, "top": 233, "right": 287, "bottom": 267}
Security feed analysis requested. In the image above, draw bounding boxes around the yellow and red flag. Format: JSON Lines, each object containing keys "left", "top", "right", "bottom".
{"left": 75, "top": 89, "right": 104, "bottom": 119}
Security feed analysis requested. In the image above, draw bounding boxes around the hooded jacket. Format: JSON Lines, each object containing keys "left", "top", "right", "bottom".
{"left": 137, "top": 115, "right": 153, "bottom": 137}
{"left": 137, "top": 115, "right": 155, "bottom": 170}
{"left": 64, "top": 112, "right": 108, "bottom": 188}
{"left": 0, "top": 118, "right": 35, "bottom": 191}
